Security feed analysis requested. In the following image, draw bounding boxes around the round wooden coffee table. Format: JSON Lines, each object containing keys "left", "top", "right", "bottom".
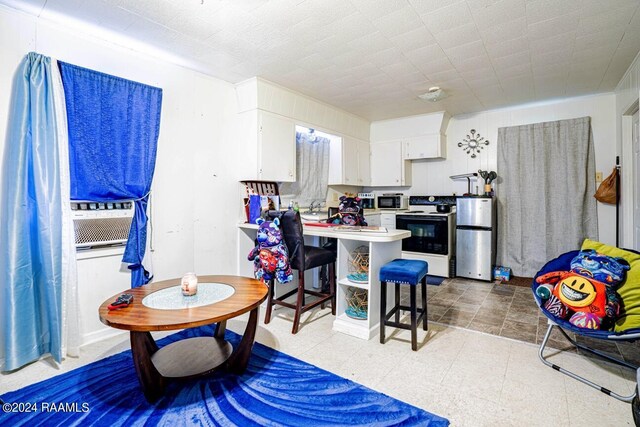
{"left": 99, "top": 275, "right": 268, "bottom": 403}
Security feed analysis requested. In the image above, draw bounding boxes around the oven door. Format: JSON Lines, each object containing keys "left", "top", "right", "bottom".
{"left": 396, "top": 215, "right": 449, "bottom": 255}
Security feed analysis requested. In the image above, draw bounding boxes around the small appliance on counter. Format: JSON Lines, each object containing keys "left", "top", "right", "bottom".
{"left": 377, "top": 193, "right": 408, "bottom": 210}
{"left": 358, "top": 192, "right": 375, "bottom": 209}
{"left": 456, "top": 196, "right": 496, "bottom": 281}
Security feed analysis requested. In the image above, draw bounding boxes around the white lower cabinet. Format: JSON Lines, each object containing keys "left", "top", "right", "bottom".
{"left": 380, "top": 213, "right": 396, "bottom": 229}
{"left": 365, "top": 213, "right": 380, "bottom": 227}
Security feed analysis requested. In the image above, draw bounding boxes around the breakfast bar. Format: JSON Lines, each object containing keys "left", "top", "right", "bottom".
{"left": 238, "top": 222, "right": 410, "bottom": 340}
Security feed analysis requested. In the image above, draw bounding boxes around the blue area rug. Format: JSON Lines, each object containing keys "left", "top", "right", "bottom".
{"left": 1, "top": 326, "right": 449, "bottom": 426}
{"left": 425, "top": 275, "right": 446, "bottom": 286}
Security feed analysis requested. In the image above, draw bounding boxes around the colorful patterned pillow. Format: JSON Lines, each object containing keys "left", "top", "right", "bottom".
{"left": 581, "top": 239, "right": 640, "bottom": 332}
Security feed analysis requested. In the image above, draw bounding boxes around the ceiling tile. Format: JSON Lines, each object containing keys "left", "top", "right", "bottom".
{"left": 580, "top": 0, "right": 639, "bottom": 18}
{"left": 578, "top": 4, "right": 639, "bottom": 36}
{"left": 372, "top": 4, "right": 423, "bottom": 38}
{"left": 450, "top": 53, "right": 494, "bottom": 71}
{"left": 414, "top": 57, "right": 456, "bottom": 75}
{"left": 420, "top": 1, "right": 472, "bottom": 34}
{"left": 443, "top": 40, "right": 486, "bottom": 64}
{"left": 491, "top": 50, "right": 530, "bottom": 71}
{"left": 495, "top": 63, "right": 532, "bottom": 79}
{"left": 404, "top": 43, "right": 448, "bottom": 64}
{"left": 349, "top": 0, "right": 407, "bottom": 21}
{"left": 526, "top": 11, "right": 580, "bottom": 40}
{"left": 572, "top": 44, "right": 617, "bottom": 64}
{"left": 574, "top": 28, "right": 625, "bottom": 51}
{"left": 525, "top": 0, "right": 580, "bottom": 24}
{"left": 408, "top": 0, "right": 465, "bottom": 15}
{"left": 389, "top": 26, "right": 436, "bottom": 53}
{"left": 485, "top": 37, "right": 529, "bottom": 59}
{"left": 469, "top": 0, "right": 526, "bottom": 28}
{"left": 478, "top": 16, "right": 527, "bottom": 45}
{"left": 529, "top": 33, "right": 574, "bottom": 55}
{"left": 433, "top": 23, "right": 482, "bottom": 50}
{"left": 168, "top": 15, "right": 220, "bottom": 41}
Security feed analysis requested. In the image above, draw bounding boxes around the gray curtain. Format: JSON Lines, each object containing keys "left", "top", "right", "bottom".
{"left": 496, "top": 116, "right": 598, "bottom": 277}
{"left": 280, "top": 131, "right": 330, "bottom": 206}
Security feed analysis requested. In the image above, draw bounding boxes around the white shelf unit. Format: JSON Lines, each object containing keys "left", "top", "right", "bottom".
{"left": 333, "top": 238, "right": 399, "bottom": 340}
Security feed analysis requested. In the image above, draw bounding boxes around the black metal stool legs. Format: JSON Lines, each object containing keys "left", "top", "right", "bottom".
{"left": 379, "top": 279, "right": 428, "bottom": 351}
{"left": 380, "top": 280, "right": 387, "bottom": 344}
{"left": 422, "top": 276, "right": 428, "bottom": 331}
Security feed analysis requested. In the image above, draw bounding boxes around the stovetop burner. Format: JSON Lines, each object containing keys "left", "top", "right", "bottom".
{"left": 409, "top": 195, "right": 458, "bottom": 206}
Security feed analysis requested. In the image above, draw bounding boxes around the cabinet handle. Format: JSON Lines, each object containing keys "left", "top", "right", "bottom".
{"left": 289, "top": 171, "right": 293, "bottom": 176}
{"left": 396, "top": 179, "right": 399, "bottom": 182}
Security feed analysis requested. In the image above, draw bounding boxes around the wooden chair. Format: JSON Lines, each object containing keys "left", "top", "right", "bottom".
{"left": 264, "top": 210, "right": 336, "bottom": 333}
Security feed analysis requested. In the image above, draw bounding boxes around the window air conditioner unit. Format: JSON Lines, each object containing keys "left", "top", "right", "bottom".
{"left": 71, "top": 200, "right": 135, "bottom": 249}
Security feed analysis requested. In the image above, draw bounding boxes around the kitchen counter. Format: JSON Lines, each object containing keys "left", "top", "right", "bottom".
{"left": 237, "top": 222, "right": 409, "bottom": 242}
{"left": 237, "top": 222, "right": 410, "bottom": 340}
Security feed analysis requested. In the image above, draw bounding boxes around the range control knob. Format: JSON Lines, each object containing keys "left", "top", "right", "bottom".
{"left": 428, "top": 196, "right": 435, "bottom": 202}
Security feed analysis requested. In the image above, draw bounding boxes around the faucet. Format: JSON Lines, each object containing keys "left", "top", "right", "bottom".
{"left": 308, "top": 201, "right": 318, "bottom": 213}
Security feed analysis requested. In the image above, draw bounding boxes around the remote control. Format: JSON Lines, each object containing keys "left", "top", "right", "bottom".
{"left": 108, "top": 293, "right": 133, "bottom": 310}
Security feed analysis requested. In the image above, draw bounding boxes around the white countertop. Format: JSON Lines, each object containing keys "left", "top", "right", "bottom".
{"left": 238, "top": 222, "right": 410, "bottom": 242}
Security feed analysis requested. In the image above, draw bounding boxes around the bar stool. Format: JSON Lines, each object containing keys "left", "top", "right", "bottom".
{"left": 379, "top": 259, "right": 428, "bottom": 351}
{"left": 264, "top": 210, "right": 336, "bottom": 334}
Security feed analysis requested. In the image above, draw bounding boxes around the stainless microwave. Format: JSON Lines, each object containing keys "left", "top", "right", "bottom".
{"left": 377, "top": 195, "right": 408, "bottom": 210}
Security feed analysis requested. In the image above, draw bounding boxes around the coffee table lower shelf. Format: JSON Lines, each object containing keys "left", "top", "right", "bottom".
{"left": 151, "top": 337, "right": 233, "bottom": 378}
{"left": 130, "top": 308, "right": 259, "bottom": 403}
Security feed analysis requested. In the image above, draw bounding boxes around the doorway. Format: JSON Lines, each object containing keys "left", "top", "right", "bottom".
{"left": 634, "top": 109, "right": 639, "bottom": 249}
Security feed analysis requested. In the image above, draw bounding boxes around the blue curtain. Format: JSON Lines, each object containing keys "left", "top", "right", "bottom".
{"left": 58, "top": 62, "right": 162, "bottom": 287}
{"left": 0, "top": 53, "right": 63, "bottom": 371}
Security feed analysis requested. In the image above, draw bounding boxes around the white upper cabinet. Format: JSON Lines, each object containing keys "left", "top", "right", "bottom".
{"left": 329, "top": 136, "right": 370, "bottom": 186}
{"left": 239, "top": 109, "right": 296, "bottom": 182}
{"left": 403, "top": 133, "right": 446, "bottom": 159}
{"left": 370, "top": 140, "right": 411, "bottom": 186}
{"left": 357, "top": 139, "right": 371, "bottom": 186}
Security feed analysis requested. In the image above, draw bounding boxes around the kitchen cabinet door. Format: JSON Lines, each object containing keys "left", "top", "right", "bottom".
{"left": 329, "top": 136, "right": 370, "bottom": 186}
{"left": 259, "top": 111, "right": 296, "bottom": 182}
{"left": 365, "top": 213, "right": 380, "bottom": 227}
{"left": 342, "top": 137, "right": 359, "bottom": 185}
{"left": 403, "top": 134, "right": 446, "bottom": 159}
{"left": 370, "top": 140, "right": 411, "bottom": 186}
{"left": 357, "top": 140, "right": 371, "bottom": 186}
{"left": 380, "top": 213, "right": 396, "bottom": 229}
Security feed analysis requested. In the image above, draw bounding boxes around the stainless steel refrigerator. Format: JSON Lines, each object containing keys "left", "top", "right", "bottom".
{"left": 456, "top": 197, "right": 496, "bottom": 281}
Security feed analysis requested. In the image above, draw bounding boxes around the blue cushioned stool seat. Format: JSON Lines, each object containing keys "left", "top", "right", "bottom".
{"left": 379, "top": 259, "right": 429, "bottom": 285}
{"left": 379, "top": 259, "right": 429, "bottom": 351}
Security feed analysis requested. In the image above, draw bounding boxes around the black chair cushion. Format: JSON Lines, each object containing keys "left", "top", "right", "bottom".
{"left": 304, "top": 246, "right": 336, "bottom": 270}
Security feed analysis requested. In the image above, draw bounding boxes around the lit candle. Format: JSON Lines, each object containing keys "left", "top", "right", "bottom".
{"left": 181, "top": 272, "right": 198, "bottom": 296}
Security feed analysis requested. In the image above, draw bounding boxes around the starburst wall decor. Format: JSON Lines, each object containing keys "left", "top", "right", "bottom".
{"left": 458, "top": 129, "right": 489, "bottom": 158}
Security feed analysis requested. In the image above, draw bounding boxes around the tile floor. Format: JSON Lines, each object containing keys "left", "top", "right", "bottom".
{"left": 1, "top": 279, "right": 637, "bottom": 426}
{"left": 422, "top": 278, "right": 640, "bottom": 366}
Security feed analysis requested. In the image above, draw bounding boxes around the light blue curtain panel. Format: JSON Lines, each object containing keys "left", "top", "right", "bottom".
{"left": 58, "top": 62, "right": 162, "bottom": 288}
{"left": 0, "top": 52, "right": 63, "bottom": 371}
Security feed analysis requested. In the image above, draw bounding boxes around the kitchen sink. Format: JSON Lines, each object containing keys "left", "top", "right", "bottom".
{"left": 299, "top": 211, "right": 327, "bottom": 223}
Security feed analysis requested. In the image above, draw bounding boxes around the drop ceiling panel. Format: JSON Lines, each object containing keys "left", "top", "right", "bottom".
{"left": 1, "top": 0, "right": 637, "bottom": 121}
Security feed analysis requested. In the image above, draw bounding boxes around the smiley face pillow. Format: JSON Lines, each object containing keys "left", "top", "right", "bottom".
{"left": 536, "top": 249, "right": 630, "bottom": 330}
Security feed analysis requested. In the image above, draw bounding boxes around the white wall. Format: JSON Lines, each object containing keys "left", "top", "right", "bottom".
{"left": 0, "top": 6, "right": 240, "bottom": 344}
{"left": 367, "top": 93, "right": 618, "bottom": 246}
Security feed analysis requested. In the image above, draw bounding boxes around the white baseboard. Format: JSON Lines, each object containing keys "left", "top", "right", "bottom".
{"left": 81, "top": 327, "right": 127, "bottom": 347}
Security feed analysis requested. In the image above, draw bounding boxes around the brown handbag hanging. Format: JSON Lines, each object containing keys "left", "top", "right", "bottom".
{"left": 594, "top": 167, "right": 618, "bottom": 204}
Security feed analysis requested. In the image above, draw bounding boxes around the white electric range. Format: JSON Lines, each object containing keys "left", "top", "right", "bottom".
{"left": 395, "top": 196, "right": 457, "bottom": 278}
